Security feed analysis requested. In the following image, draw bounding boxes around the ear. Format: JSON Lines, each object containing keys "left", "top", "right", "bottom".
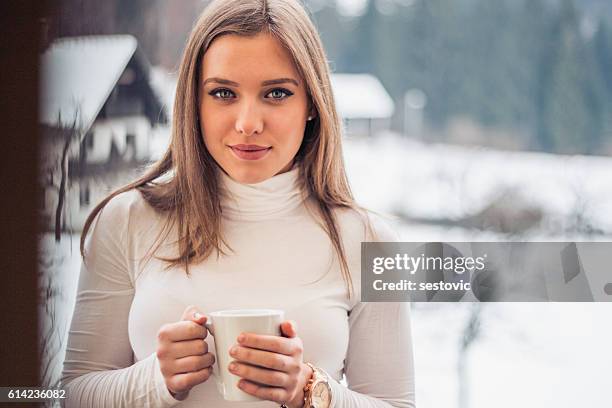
{"left": 307, "top": 100, "right": 318, "bottom": 121}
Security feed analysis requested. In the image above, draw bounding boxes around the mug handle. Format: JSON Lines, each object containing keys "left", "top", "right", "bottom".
{"left": 204, "top": 319, "right": 215, "bottom": 337}
{"left": 203, "top": 318, "right": 223, "bottom": 395}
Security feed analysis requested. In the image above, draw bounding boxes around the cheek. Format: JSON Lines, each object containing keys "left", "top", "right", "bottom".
{"left": 200, "top": 107, "right": 231, "bottom": 146}
{"left": 268, "top": 111, "right": 306, "bottom": 150}
{"left": 201, "top": 122, "right": 221, "bottom": 146}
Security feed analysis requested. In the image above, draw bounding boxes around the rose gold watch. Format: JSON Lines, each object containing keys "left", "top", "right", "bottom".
{"left": 303, "top": 363, "right": 332, "bottom": 408}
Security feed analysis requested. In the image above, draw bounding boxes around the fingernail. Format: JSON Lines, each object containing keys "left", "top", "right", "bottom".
{"left": 230, "top": 346, "right": 238, "bottom": 356}
{"left": 237, "top": 334, "right": 245, "bottom": 343}
{"left": 193, "top": 312, "right": 202, "bottom": 320}
{"left": 229, "top": 362, "right": 237, "bottom": 371}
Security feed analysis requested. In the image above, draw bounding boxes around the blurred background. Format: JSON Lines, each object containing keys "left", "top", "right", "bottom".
{"left": 38, "top": 0, "right": 612, "bottom": 407}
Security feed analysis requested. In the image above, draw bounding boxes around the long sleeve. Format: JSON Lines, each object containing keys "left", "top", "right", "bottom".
{"left": 329, "top": 302, "right": 416, "bottom": 408}
{"left": 60, "top": 194, "right": 178, "bottom": 407}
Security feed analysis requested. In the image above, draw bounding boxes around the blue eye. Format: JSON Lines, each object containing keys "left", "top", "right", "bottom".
{"left": 210, "top": 88, "right": 235, "bottom": 99}
{"left": 266, "top": 88, "right": 293, "bottom": 100}
{"left": 208, "top": 87, "right": 293, "bottom": 101}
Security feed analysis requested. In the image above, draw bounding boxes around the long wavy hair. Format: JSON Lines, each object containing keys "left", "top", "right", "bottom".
{"left": 80, "top": 0, "right": 363, "bottom": 298}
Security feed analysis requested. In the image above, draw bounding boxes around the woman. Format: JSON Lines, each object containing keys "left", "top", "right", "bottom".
{"left": 61, "top": 0, "right": 415, "bottom": 407}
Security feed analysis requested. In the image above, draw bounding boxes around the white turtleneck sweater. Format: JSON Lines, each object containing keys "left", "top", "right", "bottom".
{"left": 60, "top": 167, "right": 415, "bottom": 407}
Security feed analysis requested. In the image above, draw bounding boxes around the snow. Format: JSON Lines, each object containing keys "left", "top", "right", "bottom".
{"left": 331, "top": 74, "right": 395, "bottom": 119}
{"left": 344, "top": 132, "right": 612, "bottom": 235}
{"left": 40, "top": 35, "right": 137, "bottom": 131}
{"left": 39, "top": 233, "right": 82, "bottom": 389}
{"left": 149, "top": 66, "right": 178, "bottom": 120}
{"left": 412, "top": 302, "right": 612, "bottom": 408}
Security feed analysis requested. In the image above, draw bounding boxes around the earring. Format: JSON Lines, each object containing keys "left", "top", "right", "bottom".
{"left": 307, "top": 116, "right": 313, "bottom": 121}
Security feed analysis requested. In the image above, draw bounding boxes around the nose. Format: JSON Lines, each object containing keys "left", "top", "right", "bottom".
{"left": 234, "top": 99, "right": 264, "bottom": 137}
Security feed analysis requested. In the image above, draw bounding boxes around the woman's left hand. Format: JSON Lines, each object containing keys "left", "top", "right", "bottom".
{"left": 228, "top": 320, "right": 314, "bottom": 408}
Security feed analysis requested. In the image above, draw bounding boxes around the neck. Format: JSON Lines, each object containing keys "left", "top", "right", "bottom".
{"left": 219, "top": 165, "right": 307, "bottom": 221}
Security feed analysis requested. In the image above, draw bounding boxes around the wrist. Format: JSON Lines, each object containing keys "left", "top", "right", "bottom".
{"left": 288, "top": 363, "right": 314, "bottom": 408}
{"left": 301, "top": 363, "right": 332, "bottom": 408}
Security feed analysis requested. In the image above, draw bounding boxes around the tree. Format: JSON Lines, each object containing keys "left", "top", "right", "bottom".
{"left": 47, "top": 0, "right": 162, "bottom": 65}
{"left": 39, "top": 112, "right": 83, "bottom": 242}
{"left": 593, "top": 21, "right": 612, "bottom": 146}
{"left": 458, "top": 303, "right": 482, "bottom": 408}
{"left": 537, "top": 0, "right": 606, "bottom": 153}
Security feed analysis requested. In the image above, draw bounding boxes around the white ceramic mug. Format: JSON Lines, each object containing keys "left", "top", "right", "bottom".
{"left": 204, "top": 309, "right": 284, "bottom": 401}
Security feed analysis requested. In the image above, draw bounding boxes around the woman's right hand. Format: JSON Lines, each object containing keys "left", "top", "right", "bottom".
{"left": 156, "top": 305, "right": 216, "bottom": 400}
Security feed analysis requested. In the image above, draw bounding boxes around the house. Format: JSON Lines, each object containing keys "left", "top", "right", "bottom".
{"left": 39, "top": 35, "right": 169, "bottom": 232}
{"left": 330, "top": 73, "right": 395, "bottom": 137}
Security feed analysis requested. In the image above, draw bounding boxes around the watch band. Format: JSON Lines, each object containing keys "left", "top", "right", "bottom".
{"left": 279, "top": 363, "right": 320, "bottom": 408}
{"left": 303, "top": 362, "right": 316, "bottom": 406}
{"left": 303, "top": 362, "right": 332, "bottom": 408}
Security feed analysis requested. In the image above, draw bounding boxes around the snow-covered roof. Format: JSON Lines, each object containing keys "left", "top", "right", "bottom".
{"left": 330, "top": 74, "right": 394, "bottom": 119}
{"left": 149, "top": 66, "right": 178, "bottom": 117}
{"left": 40, "top": 35, "right": 138, "bottom": 132}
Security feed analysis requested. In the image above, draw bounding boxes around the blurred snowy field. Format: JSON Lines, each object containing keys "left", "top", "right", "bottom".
{"left": 40, "top": 134, "right": 612, "bottom": 407}
{"left": 344, "top": 132, "right": 612, "bottom": 234}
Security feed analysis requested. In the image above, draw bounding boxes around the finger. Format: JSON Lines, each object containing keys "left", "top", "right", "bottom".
{"left": 181, "top": 305, "right": 207, "bottom": 325}
{"left": 156, "top": 338, "right": 208, "bottom": 361}
{"left": 174, "top": 353, "right": 216, "bottom": 374}
{"left": 237, "top": 333, "right": 300, "bottom": 356}
{"left": 170, "top": 338, "right": 209, "bottom": 359}
{"left": 280, "top": 321, "right": 298, "bottom": 338}
{"left": 158, "top": 321, "right": 207, "bottom": 342}
{"left": 237, "top": 379, "right": 289, "bottom": 405}
{"left": 168, "top": 367, "right": 213, "bottom": 394}
{"left": 229, "top": 362, "right": 290, "bottom": 388}
{"left": 229, "top": 345, "right": 296, "bottom": 372}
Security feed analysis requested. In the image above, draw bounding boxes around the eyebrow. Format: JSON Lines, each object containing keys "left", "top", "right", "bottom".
{"left": 202, "top": 77, "right": 300, "bottom": 87}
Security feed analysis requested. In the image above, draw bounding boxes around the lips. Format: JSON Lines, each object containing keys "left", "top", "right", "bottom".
{"left": 229, "top": 144, "right": 272, "bottom": 161}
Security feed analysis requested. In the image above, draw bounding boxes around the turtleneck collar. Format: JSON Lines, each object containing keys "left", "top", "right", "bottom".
{"left": 219, "top": 166, "right": 308, "bottom": 221}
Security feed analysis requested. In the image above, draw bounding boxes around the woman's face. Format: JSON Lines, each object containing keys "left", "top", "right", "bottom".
{"left": 199, "top": 32, "right": 312, "bottom": 184}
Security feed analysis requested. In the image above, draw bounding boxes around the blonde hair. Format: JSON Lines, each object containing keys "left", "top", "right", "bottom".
{"left": 80, "top": 0, "right": 363, "bottom": 298}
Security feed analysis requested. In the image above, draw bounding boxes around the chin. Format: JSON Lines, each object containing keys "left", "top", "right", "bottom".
{"left": 228, "top": 166, "right": 274, "bottom": 184}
